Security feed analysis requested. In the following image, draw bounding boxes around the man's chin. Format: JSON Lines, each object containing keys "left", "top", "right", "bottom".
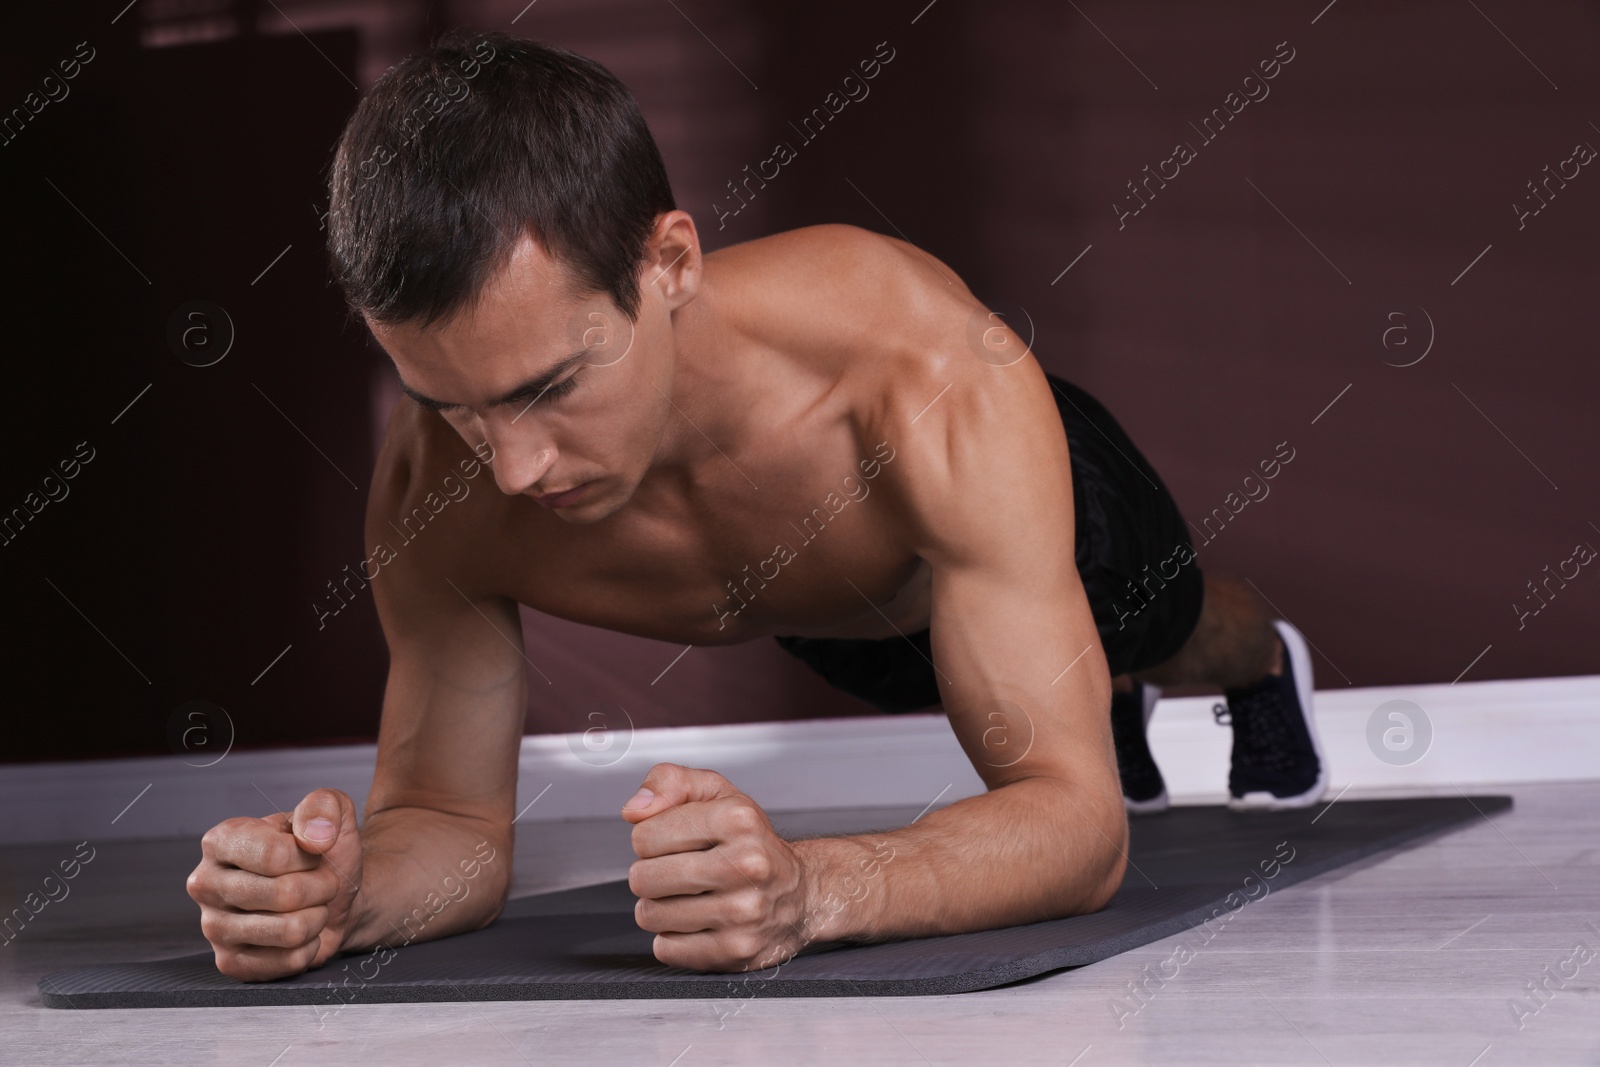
{"left": 549, "top": 482, "right": 627, "bottom": 524}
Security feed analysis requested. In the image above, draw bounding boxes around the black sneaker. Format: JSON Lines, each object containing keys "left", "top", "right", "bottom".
{"left": 1111, "top": 680, "right": 1168, "bottom": 814}
{"left": 1213, "top": 619, "right": 1329, "bottom": 811}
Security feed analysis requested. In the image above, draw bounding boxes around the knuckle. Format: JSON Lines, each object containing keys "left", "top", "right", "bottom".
{"left": 280, "top": 913, "right": 311, "bottom": 947}
{"left": 213, "top": 949, "right": 247, "bottom": 980}
{"left": 199, "top": 910, "right": 227, "bottom": 945}
{"left": 200, "top": 820, "right": 236, "bottom": 856}
{"left": 262, "top": 836, "right": 301, "bottom": 873}
{"left": 213, "top": 816, "right": 253, "bottom": 841}
{"left": 286, "top": 942, "right": 319, "bottom": 976}
{"left": 724, "top": 803, "right": 762, "bottom": 835}
{"left": 726, "top": 931, "right": 765, "bottom": 965}
{"left": 730, "top": 891, "right": 766, "bottom": 925}
{"left": 733, "top": 848, "right": 772, "bottom": 883}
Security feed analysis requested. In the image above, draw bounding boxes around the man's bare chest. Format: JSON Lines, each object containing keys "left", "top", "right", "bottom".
{"left": 495, "top": 440, "right": 932, "bottom": 646}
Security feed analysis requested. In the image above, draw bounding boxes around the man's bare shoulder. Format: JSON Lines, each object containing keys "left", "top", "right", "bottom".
{"left": 713, "top": 224, "right": 987, "bottom": 435}
{"left": 715, "top": 223, "right": 979, "bottom": 338}
{"left": 728, "top": 230, "right": 1062, "bottom": 556}
{"left": 371, "top": 400, "right": 476, "bottom": 512}
{"left": 367, "top": 399, "right": 511, "bottom": 592}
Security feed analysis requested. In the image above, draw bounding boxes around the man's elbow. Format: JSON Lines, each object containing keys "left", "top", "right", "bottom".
{"left": 474, "top": 886, "right": 509, "bottom": 930}
{"left": 1085, "top": 836, "right": 1128, "bottom": 912}
{"left": 474, "top": 834, "right": 514, "bottom": 928}
{"left": 1077, "top": 788, "right": 1129, "bottom": 913}
{"left": 1025, "top": 773, "right": 1129, "bottom": 915}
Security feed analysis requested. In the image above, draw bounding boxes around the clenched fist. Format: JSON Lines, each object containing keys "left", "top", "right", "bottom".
{"left": 622, "top": 763, "right": 813, "bottom": 973}
{"left": 186, "top": 787, "right": 364, "bottom": 981}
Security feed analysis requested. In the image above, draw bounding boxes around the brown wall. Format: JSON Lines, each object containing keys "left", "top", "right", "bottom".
{"left": 503, "top": 0, "right": 1600, "bottom": 736}
{"left": 4, "top": 1, "right": 1594, "bottom": 762}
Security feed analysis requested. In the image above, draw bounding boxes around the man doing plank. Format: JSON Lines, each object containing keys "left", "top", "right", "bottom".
{"left": 186, "top": 30, "right": 1326, "bottom": 980}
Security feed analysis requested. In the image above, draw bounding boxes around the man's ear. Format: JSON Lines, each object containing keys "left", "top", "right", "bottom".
{"left": 645, "top": 211, "right": 702, "bottom": 311}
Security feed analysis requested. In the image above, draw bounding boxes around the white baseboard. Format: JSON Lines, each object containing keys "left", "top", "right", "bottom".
{"left": 1, "top": 674, "right": 1594, "bottom": 846}
{"left": 1146, "top": 672, "right": 1600, "bottom": 803}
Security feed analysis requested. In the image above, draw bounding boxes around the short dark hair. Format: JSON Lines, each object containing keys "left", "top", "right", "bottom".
{"left": 326, "top": 29, "right": 676, "bottom": 329}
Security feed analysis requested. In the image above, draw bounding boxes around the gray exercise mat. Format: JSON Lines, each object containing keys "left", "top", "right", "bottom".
{"left": 39, "top": 795, "right": 1509, "bottom": 1007}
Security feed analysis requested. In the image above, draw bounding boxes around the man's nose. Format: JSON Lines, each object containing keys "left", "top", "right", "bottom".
{"left": 481, "top": 424, "right": 556, "bottom": 495}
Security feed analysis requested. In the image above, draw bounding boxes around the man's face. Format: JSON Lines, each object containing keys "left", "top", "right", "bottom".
{"left": 368, "top": 229, "right": 676, "bottom": 524}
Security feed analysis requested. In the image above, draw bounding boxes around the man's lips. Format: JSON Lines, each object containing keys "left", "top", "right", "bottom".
{"left": 531, "top": 481, "right": 590, "bottom": 508}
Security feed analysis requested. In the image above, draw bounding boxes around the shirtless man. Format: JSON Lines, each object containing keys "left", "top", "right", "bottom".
{"left": 186, "top": 29, "right": 1327, "bottom": 981}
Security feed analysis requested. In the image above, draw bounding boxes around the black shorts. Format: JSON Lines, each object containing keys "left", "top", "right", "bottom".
{"left": 773, "top": 372, "right": 1204, "bottom": 713}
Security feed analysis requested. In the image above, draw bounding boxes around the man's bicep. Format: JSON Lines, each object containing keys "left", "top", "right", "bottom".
{"left": 901, "top": 360, "right": 1116, "bottom": 792}
{"left": 929, "top": 552, "right": 1114, "bottom": 790}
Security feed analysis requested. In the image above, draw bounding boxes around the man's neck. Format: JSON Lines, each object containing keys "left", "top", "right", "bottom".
{"left": 640, "top": 269, "right": 749, "bottom": 487}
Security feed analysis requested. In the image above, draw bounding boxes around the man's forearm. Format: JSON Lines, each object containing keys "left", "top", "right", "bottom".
{"left": 340, "top": 806, "right": 510, "bottom": 954}
{"left": 789, "top": 777, "right": 1127, "bottom": 948}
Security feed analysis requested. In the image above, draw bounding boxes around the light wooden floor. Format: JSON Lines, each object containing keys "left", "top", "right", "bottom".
{"left": 3, "top": 781, "right": 1597, "bottom": 1066}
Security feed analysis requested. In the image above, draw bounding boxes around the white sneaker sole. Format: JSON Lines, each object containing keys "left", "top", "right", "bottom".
{"left": 1227, "top": 619, "right": 1331, "bottom": 812}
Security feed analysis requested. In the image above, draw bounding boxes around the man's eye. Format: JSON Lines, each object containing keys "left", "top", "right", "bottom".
{"left": 540, "top": 376, "right": 579, "bottom": 402}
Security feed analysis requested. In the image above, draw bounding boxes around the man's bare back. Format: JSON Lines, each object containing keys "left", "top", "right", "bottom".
{"left": 375, "top": 223, "right": 960, "bottom": 648}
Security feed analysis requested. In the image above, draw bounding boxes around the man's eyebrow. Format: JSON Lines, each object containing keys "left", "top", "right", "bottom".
{"left": 397, "top": 350, "right": 588, "bottom": 411}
